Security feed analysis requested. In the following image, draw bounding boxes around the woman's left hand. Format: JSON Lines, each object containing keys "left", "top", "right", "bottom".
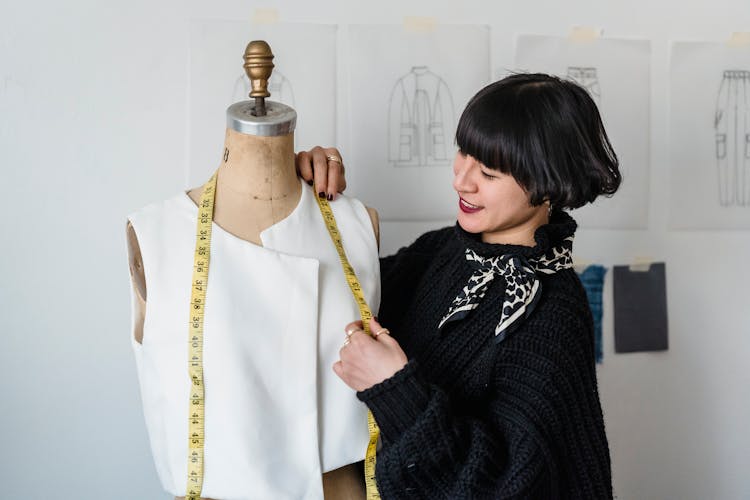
{"left": 333, "top": 318, "right": 408, "bottom": 392}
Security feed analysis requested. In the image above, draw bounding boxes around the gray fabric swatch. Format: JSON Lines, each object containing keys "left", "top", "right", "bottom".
{"left": 613, "top": 263, "right": 669, "bottom": 353}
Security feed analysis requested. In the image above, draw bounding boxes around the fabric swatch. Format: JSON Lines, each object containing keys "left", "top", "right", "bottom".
{"left": 612, "top": 263, "right": 669, "bottom": 353}
{"left": 577, "top": 265, "right": 607, "bottom": 364}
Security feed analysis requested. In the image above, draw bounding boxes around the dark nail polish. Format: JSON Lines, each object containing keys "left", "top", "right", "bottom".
{"left": 327, "top": 194, "right": 333, "bottom": 201}
{"left": 318, "top": 192, "right": 325, "bottom": 198}
{"left": 307, "top": 180, "right": 313, "bottom": 186}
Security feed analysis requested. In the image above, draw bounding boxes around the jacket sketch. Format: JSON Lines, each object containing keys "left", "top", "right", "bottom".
{"left": 388, "top": 66, "right": 455, "bottom": 167}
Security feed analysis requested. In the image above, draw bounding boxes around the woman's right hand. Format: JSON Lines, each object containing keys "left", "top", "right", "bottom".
{"left": 295, "top": 146, "right": 347, "bottom": 201}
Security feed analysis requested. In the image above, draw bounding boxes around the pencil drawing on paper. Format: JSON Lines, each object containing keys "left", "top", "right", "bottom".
{"left": 714, "top": 69, "right": 750, "bottom": 207}
{"left": 567, "top": 66, "right": 602, "bottom": 104}
{"left": 388, "top": 66, "right": 456, "bottom": 167}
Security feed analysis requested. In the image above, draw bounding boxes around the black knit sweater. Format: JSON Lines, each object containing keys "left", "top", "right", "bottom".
{"left": 357, "top": 210, "right": 612, "bottom": 499}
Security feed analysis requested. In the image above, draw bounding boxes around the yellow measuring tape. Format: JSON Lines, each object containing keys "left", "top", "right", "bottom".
{"left": 185, "top": 172, "right": 217, "bottom": 500}
{"left": 314, "top": 194, "right": 381, "bottom": 500}
{"left": 184, "top": 174, "right": 379, "bottom": 499}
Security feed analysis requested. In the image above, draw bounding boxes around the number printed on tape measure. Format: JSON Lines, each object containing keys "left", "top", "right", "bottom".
{"left": 314, "top": 194, "right": 380, "bottom": 499}
{"left": 183, "top": 172, "right": 218, "bottom": 498}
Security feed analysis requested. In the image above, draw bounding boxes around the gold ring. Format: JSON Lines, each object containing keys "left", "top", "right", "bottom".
{"left": 374, "top": 328, "right": 390, "bottom": 337}
{"left": 326, "top": 154, "right": 342, "bottom": 164}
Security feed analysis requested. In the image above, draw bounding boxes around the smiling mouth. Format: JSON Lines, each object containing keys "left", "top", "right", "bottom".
{"left": 460, "top": 198, "right": 480, "bottom": 209}
{"left": 459, "top": 197, "right": 483, "bottom": 213}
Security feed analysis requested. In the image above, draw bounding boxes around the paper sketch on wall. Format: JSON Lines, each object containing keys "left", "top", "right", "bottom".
{"left": 232, "top": 68, "right": 296, "bottom": 107}
{"left": 388, "top": 66, "right": 455, "bottom": 167}
{"left": 345, "top": 24, "right": 490, "bottom": 220}
{"left": 668, "top": 41, "right": 750, "bottom": 229}
{"left": 567, "top": 66, "right": 601, "bottom": 104}
{"left": 714, "top": 69, "right": 750, "bottom": 207}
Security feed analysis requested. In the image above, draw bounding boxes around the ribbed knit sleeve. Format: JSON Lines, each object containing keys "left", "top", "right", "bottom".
{"left": 358, "top": 273, "right": 612, "bottom": 499}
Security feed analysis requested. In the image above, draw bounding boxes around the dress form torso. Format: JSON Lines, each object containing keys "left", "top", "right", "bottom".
{"left": 126, "top": 127, "right": 379, "bottom": 500}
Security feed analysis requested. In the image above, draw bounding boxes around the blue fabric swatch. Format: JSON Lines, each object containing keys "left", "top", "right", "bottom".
{"left": 577, "top": 265, "right": 607, "bottom": 364}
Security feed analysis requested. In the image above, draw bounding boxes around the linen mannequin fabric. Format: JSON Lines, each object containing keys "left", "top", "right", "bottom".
{"left": 127, "top": 179, "right": 380, "bottom": 500}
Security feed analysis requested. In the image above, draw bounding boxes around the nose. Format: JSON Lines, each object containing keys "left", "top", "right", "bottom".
{"left": 453, "top": 153, "right": 477, "bottom": 194}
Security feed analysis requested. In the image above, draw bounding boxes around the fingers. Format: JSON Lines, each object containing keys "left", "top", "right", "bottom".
{"left": 335, "top": 318, "right": 404, "bottom": 392}
{"left": 299, "top": 146, "right": 348, "bottom": 200}
{"left": 324, "top": 148, "right": 346, "bottom": 198}
{"left": 345, "top": 320, "right": 364, "bottom": 335}
{"left": 327, "top": 162, "right": 343, "bottom": 200}
{"left": 368, "top": 317, "right": 381, "bottom": 332}
{"left": 310, "top": 146, "right": 330, "bottom": 198}
{"left": 295, "top": 151, "right": 314, "bottom": 185}
{"left": 345, "top": 318, "right": 392, "bottom": 346}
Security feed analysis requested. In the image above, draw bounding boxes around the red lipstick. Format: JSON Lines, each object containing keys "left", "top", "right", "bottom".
{"left": 459, "top": 197, "right": 482, "bottom": 214}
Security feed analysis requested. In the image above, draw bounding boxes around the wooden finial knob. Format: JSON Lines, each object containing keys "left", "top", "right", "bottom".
{"left": 243, "top": 40, "right": 274, "bottom": 99}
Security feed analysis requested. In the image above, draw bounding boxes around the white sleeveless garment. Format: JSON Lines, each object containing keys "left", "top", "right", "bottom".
{"left": 127, "top": 179, "right": 381, "bottom": 500}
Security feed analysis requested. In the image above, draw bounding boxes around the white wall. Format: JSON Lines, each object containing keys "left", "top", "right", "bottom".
{"left": 1, "top": 1, "right": 748, "bottom": 498}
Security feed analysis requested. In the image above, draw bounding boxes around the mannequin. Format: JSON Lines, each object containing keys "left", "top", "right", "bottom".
{"left": 126, "top": 41, "right": 379, "bottom": 500}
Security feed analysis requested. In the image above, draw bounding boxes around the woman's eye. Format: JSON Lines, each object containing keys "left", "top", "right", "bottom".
{"left": 481, "top": 171, "right": 496, "bottom": 179}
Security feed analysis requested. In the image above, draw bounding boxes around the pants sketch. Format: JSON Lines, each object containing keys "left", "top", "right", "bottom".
{"left": 567, "top": 67, "right": 601, "bottom": 104}
{"left": 715, "top": 70, "right": 750, "bottom": 207}
{"left": 388, "top": 66, "right": 455, "bottom": 167}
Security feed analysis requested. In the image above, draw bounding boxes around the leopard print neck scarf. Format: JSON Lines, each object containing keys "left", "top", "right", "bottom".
{"left": 438, "top": 235, "right": 574, "bottom": 343}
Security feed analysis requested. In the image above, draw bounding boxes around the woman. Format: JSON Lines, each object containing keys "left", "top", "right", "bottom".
{"left": 297, "top": 73, "right": 620, "bottom": 499}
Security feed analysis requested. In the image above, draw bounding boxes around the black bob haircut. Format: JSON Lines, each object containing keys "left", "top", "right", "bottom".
{"left": 455, "top": 73, "right": 621, "bottom": 210}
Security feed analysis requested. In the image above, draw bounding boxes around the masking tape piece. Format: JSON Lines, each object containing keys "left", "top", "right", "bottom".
{"left": 404, "top": 17, "right": 437, "bottom": 33}
{"left": 568, "top": 26, "right": 602, "bottom": 42}
{"left": 629, "top": 257, "right": 652, "bottom": 272}
{"left": 253, "top": 8, "right": 280, "bottom": 24}
{"left": 727, "top": 32, "right": 750, "bottom": 47}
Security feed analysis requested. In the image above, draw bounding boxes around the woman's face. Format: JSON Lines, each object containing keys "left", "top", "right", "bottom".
{"left": 452, "top": 152, "right": 547, "bottom": 244}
